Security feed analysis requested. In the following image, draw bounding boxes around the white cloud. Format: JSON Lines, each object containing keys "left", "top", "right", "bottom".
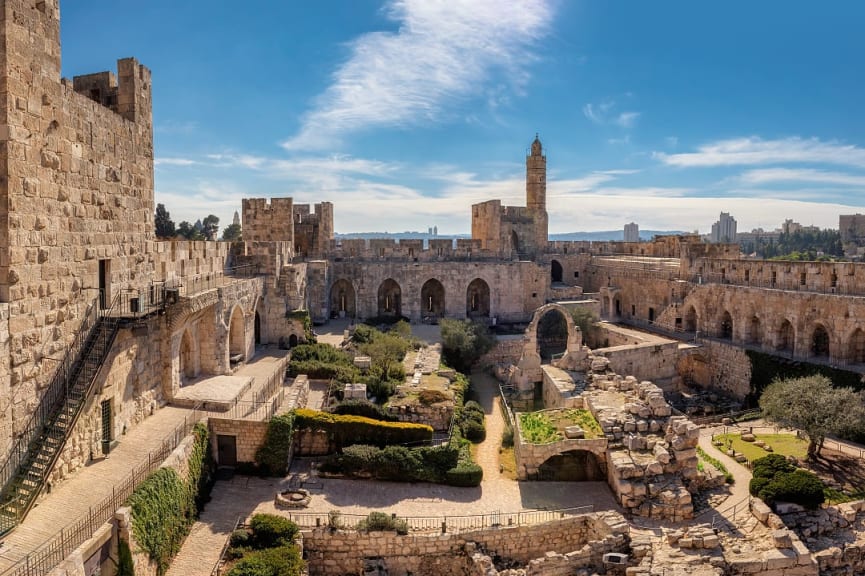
{"left": 155, "top": 157, "right": 198, "bottom": 167}
{"left": 614, "top": 112, "right": 640, "bottom": 128}
{"left": 582, "top": 103, "right": 603, "bottom": 124}
{"left": 656, "top": 136, "right": 865, "bottom": 168}
{"left": 282, "top": 0, "right": 554, "bottom": 150}
{"left": 738, "top": 168, "right": 865, "bottom": 187}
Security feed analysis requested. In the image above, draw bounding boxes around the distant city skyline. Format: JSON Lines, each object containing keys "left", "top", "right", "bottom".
{"left": 60, "top": 1, "right": 865, "bottom": 234}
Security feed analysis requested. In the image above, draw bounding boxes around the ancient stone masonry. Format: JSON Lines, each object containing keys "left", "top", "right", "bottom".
{"left": 303, "top": 512, "right": 629, "bottom": 576}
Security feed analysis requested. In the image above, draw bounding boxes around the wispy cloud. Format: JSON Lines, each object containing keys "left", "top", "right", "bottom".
{"left": 155, "top": 157, "right": 198, "bottom": 167}
{"left": 738, "top": 167, "right": 865, "bottom": 187}
{"left": 582, "top": 99, "right": 639, "bottom": 128}
{"left": 282, "top": 0, "right": 554, "bottom": 150}
{"left": 614, "top": 112, "right": 640, "bottom": 128}
{"left": 655, "top": 136, "right": 865, "bottom": 168}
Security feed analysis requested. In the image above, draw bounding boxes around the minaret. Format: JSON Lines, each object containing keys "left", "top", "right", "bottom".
{"left": 526, "top": 134, "right": 546, "bottom": 211}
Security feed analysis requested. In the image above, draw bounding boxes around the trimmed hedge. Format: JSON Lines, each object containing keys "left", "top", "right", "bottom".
{"left": 255, "top": 413, "right": 295, "bottom": 476}
{"left": 320, "top": 443, "right": 483, "bottom": 486}
{"left": 294, "top": 408, "right": 433, "bottom": 448}
{"left": 307, "top": 411, "right": 431, "bottom": 447}
{"left": 331, "top": 399, "right": 398, "bottom": 421}
{"left": 128, "top": 423, "right": 213, "bottom": 575}
{"left": 749, "top": 454, "right": 825, "bottom": 509}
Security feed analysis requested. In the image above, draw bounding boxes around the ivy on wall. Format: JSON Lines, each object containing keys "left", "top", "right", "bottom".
{"left": 254, "top": 412, "right": 295, "bottom": 476}
{"left": 127, "top": 423, "right": 213, "bottom": 575}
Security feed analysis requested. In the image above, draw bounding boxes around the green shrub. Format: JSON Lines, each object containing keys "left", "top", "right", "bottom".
{"left": 440, "top": 319, "right": 495, "bottom": 372}
{"left": 294, "top": 408, "right": 432, "bottom": 448}
{"left": 255, "top": 413, "right": 295, "bottom": 476}
{"left": 461, "top": 419, "right": 486, "bottom": 443}
{"left": 696, "top": 446, "right": 734, "bottom": 484}
{"left": 463, "top": 400, "right": 484, "bottom": 416}
{"left": 325, "top": 443, "right": 461, "bottom": 484}
{"left": 365, "top": 378, "right": 397, "bottom": 402}
{"left": 331, "top": 400, "right": 397, "bottom": 421}
{"left": 749, "top": 454, "right": 824, "bottom": 509}
{"left": 501, "top": 426, "right": 514, "bottom": 448}
{"left": 225, "top": 545, "right": 305, "bottom": 576}
{"left": 445, "top": 462, "right": 484, "bottom": 487}
{"left": 249, "top": 514, "right": 300, "bottom": 548}
{"left": 418, "top": 389, "right": 450, "bottom": 405}
{"left": 230, "top": 529, "right": 251, "bottom": 549}
{"left": 288, "top": 360, "right": 360, "bottom": 382}
{"left": 758, "top": 470, "right": 825, "bottom": 509}
{"left": 357, "top": 511, "right": 408, "bottom": 535}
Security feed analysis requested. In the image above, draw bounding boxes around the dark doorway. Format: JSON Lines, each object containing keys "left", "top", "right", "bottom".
{"left": 648, "top": 307, "right": 655, "bottom": 322}
{"left": 551, "top": 260, "right": 563, "bottom": 283}
{"left": 288, "top": 334, "right": 299, "bottom": 348}
{"left": 217, "top": 435, "right": 238, "bottom": 467}
{"left": 98, "top": 259, "right": 110, "bottom": 309}
{"left": 537, "top": 450, "right": 606, "bottom": 481}
{"left": 254, "top": 312, "right": 261, "bottom": 345}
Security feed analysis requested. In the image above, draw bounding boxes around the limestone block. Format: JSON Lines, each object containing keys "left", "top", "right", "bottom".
{"left": 653, "top": 443, "right": 671, "bottom": 464}
{"left": 752, "top": 499, "right": 772, "bottom": 524}
{"left": 772, "top": 529, "right": 793, "bottom": 549}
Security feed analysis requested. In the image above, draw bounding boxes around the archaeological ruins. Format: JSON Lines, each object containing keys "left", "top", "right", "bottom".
{"left": 3, "top": 1, "right": 865, "bottom": 575}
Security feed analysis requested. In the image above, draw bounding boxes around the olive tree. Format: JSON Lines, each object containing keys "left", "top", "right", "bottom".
{"left": 760, "top": 374, "right": 865, "bottom": 459}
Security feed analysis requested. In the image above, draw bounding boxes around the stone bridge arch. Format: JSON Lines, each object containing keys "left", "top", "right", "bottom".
{"left": 509, "top": 304, "right": 588, "bottom": 397}
{"left": 515, "top": 425, "right": 608, "bottom": 481}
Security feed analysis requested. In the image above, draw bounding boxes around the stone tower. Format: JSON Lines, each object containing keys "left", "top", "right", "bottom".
{"left": 526, "top": 134, "right": 546, "bottom": 211}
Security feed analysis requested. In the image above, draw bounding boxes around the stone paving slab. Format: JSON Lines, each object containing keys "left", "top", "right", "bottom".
{"left": 0, "top": 405, "right": 196, "bottom": 571}
{"left": 173, "top": 375, "right": 254, "bottom": 407}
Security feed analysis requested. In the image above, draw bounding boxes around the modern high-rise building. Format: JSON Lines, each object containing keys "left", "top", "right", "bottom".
{"left": 709, "top": 212, "right": 737, "bottom": 243}
{"left": 624, "top": 222, "right": 640, "bottom": 243}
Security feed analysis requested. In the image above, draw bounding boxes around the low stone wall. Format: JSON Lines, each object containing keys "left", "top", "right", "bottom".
{"left": 513, "top": 414, "right": 608, "bottom": 480}
{"left": 294, "top": 428, "right": 333, "bottom": 456}
{"left": 387, "top": 402, "right": 453, "bottom": 431}
{"left": 780, "top": 499, "right": 865, "bottom": 576}
{"left": 303, "top": 512, "right": 628, "bottom": 576}
{"left": 209, "top": 418, "right": 269, "bottom": 465}
{"left": 593, "top": 341, "right": 680, "bottom": 391}
{"left": 680, "top": 340, "right": 752, "bottom": 399}
{"left": 479, "top": 337, "right": 524, "bottom": 367}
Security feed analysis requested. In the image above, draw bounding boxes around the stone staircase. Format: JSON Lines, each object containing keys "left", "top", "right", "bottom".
{"left": 0, "top": 289, "right": 164, "bottom": 535}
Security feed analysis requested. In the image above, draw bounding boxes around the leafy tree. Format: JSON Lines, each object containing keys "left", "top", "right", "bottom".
{"left": 570, "top": 307, "right": 598, "bottom": 338}
{"left": 440, "top": 319, "right": 495, "bottom": 372}
{"left": 760, "top": 375, "right": 865, "bottom": 459}
{"left": 177, "top": 221, "right": 204, "bottom": 241}
{"left": 202, "top": 214, "right": 220, "bottom": 241}
{"left": 222, "top": 222, "right": 242, "bottom": 241}
{"left": 154, "top": 203, "right": 176, "bottom": 238}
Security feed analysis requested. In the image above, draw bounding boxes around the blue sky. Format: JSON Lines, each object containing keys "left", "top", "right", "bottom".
{"left": 60, "top": 1, "right": 865, "bottom": 235}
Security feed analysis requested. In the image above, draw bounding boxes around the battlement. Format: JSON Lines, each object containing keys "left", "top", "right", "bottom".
{"left": 71, "top": 58, "right": 152, "bottom": 123}
{"left": 242, "top": 198, "right": 295, "bottom": 243}
{"left": 326, "top": 237, "right": 501, "bottom": 262}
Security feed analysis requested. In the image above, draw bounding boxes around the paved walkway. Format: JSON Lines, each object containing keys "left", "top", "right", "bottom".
{"left": 695, "top": 425, "right": 754, "bottom": 527}
{"left": 0, "top": 405, "right": 196, "bottom": 571}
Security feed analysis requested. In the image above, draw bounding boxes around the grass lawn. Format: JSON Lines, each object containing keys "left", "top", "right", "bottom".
{"left": 498, "top": 446, "right": 517, "bottom": 480}
{"left": 715, "top": 433, "right": 808, "bottom": 462}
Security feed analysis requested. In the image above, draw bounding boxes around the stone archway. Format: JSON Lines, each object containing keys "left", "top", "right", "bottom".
{"left": 229, "top": 306, "right": 245, "bottom": 357}
{"left": 180, "top": 328, "right": 196, "bottom": 383}
{"left": 811, "top": 324, "right": 830, "bottom": 358}
{"left": 466, "top": 278, "right": 491, "bottom": 319}
{"left": 776, "top": 319, "right": 795, "bottom": 354}
{"left": 511, "top": 230, "right": 520, "bottom": 254}
{"left": 719, "top": 311, "right": 733, "bottom": 340}
{"left": 536, "top": 450, "right": 606, "bottom": 481}
{"left": 510, "top": 304, "right": 587, "bottom": 397}
{"left": 551, "top": 260, "right": 563, "bottom": 283}
{"left": 747, "top": 315, "right": 761, "bottom": 346}
{"left": 330, "top": 278, "right": 357, "bottom": 319}
{"left": 849, "top": 328, "right": 865, "bottom": 364}
{"left": 288, "top": 334, "right": 298, "bottom": 348}
{"left": 377, "top": 278, "right": 402, "bottom": 318}
{"left": 420, "top": 278, "right": 445, "bottom": 320}
{"left": 684, "top": 305, "right": 697, "bottom": 333}
{"left": 537, "top": 308, "right": 569, "bottom": 360}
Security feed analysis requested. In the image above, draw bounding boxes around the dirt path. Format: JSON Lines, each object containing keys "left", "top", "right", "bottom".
{"left": 470, "top": 369, "right": 508, "bottom": 484}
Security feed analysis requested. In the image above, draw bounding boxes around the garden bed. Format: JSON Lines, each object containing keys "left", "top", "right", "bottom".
{"left": 519, "top": 409, "right": 603, "bottom": 444}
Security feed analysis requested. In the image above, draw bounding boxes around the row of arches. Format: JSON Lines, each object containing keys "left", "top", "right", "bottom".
{"left": 178, "top": 305, "right": 262, "bottom": 385}
{"left": 682, "top": 305, "right": 865, "bottom": 363}
{"left": 330, "top": 277, "right": 492, "bottom": 320}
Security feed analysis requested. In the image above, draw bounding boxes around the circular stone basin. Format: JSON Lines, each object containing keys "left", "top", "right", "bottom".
{"left": 275, "top": 488, "right": 311, "bottom": 509}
